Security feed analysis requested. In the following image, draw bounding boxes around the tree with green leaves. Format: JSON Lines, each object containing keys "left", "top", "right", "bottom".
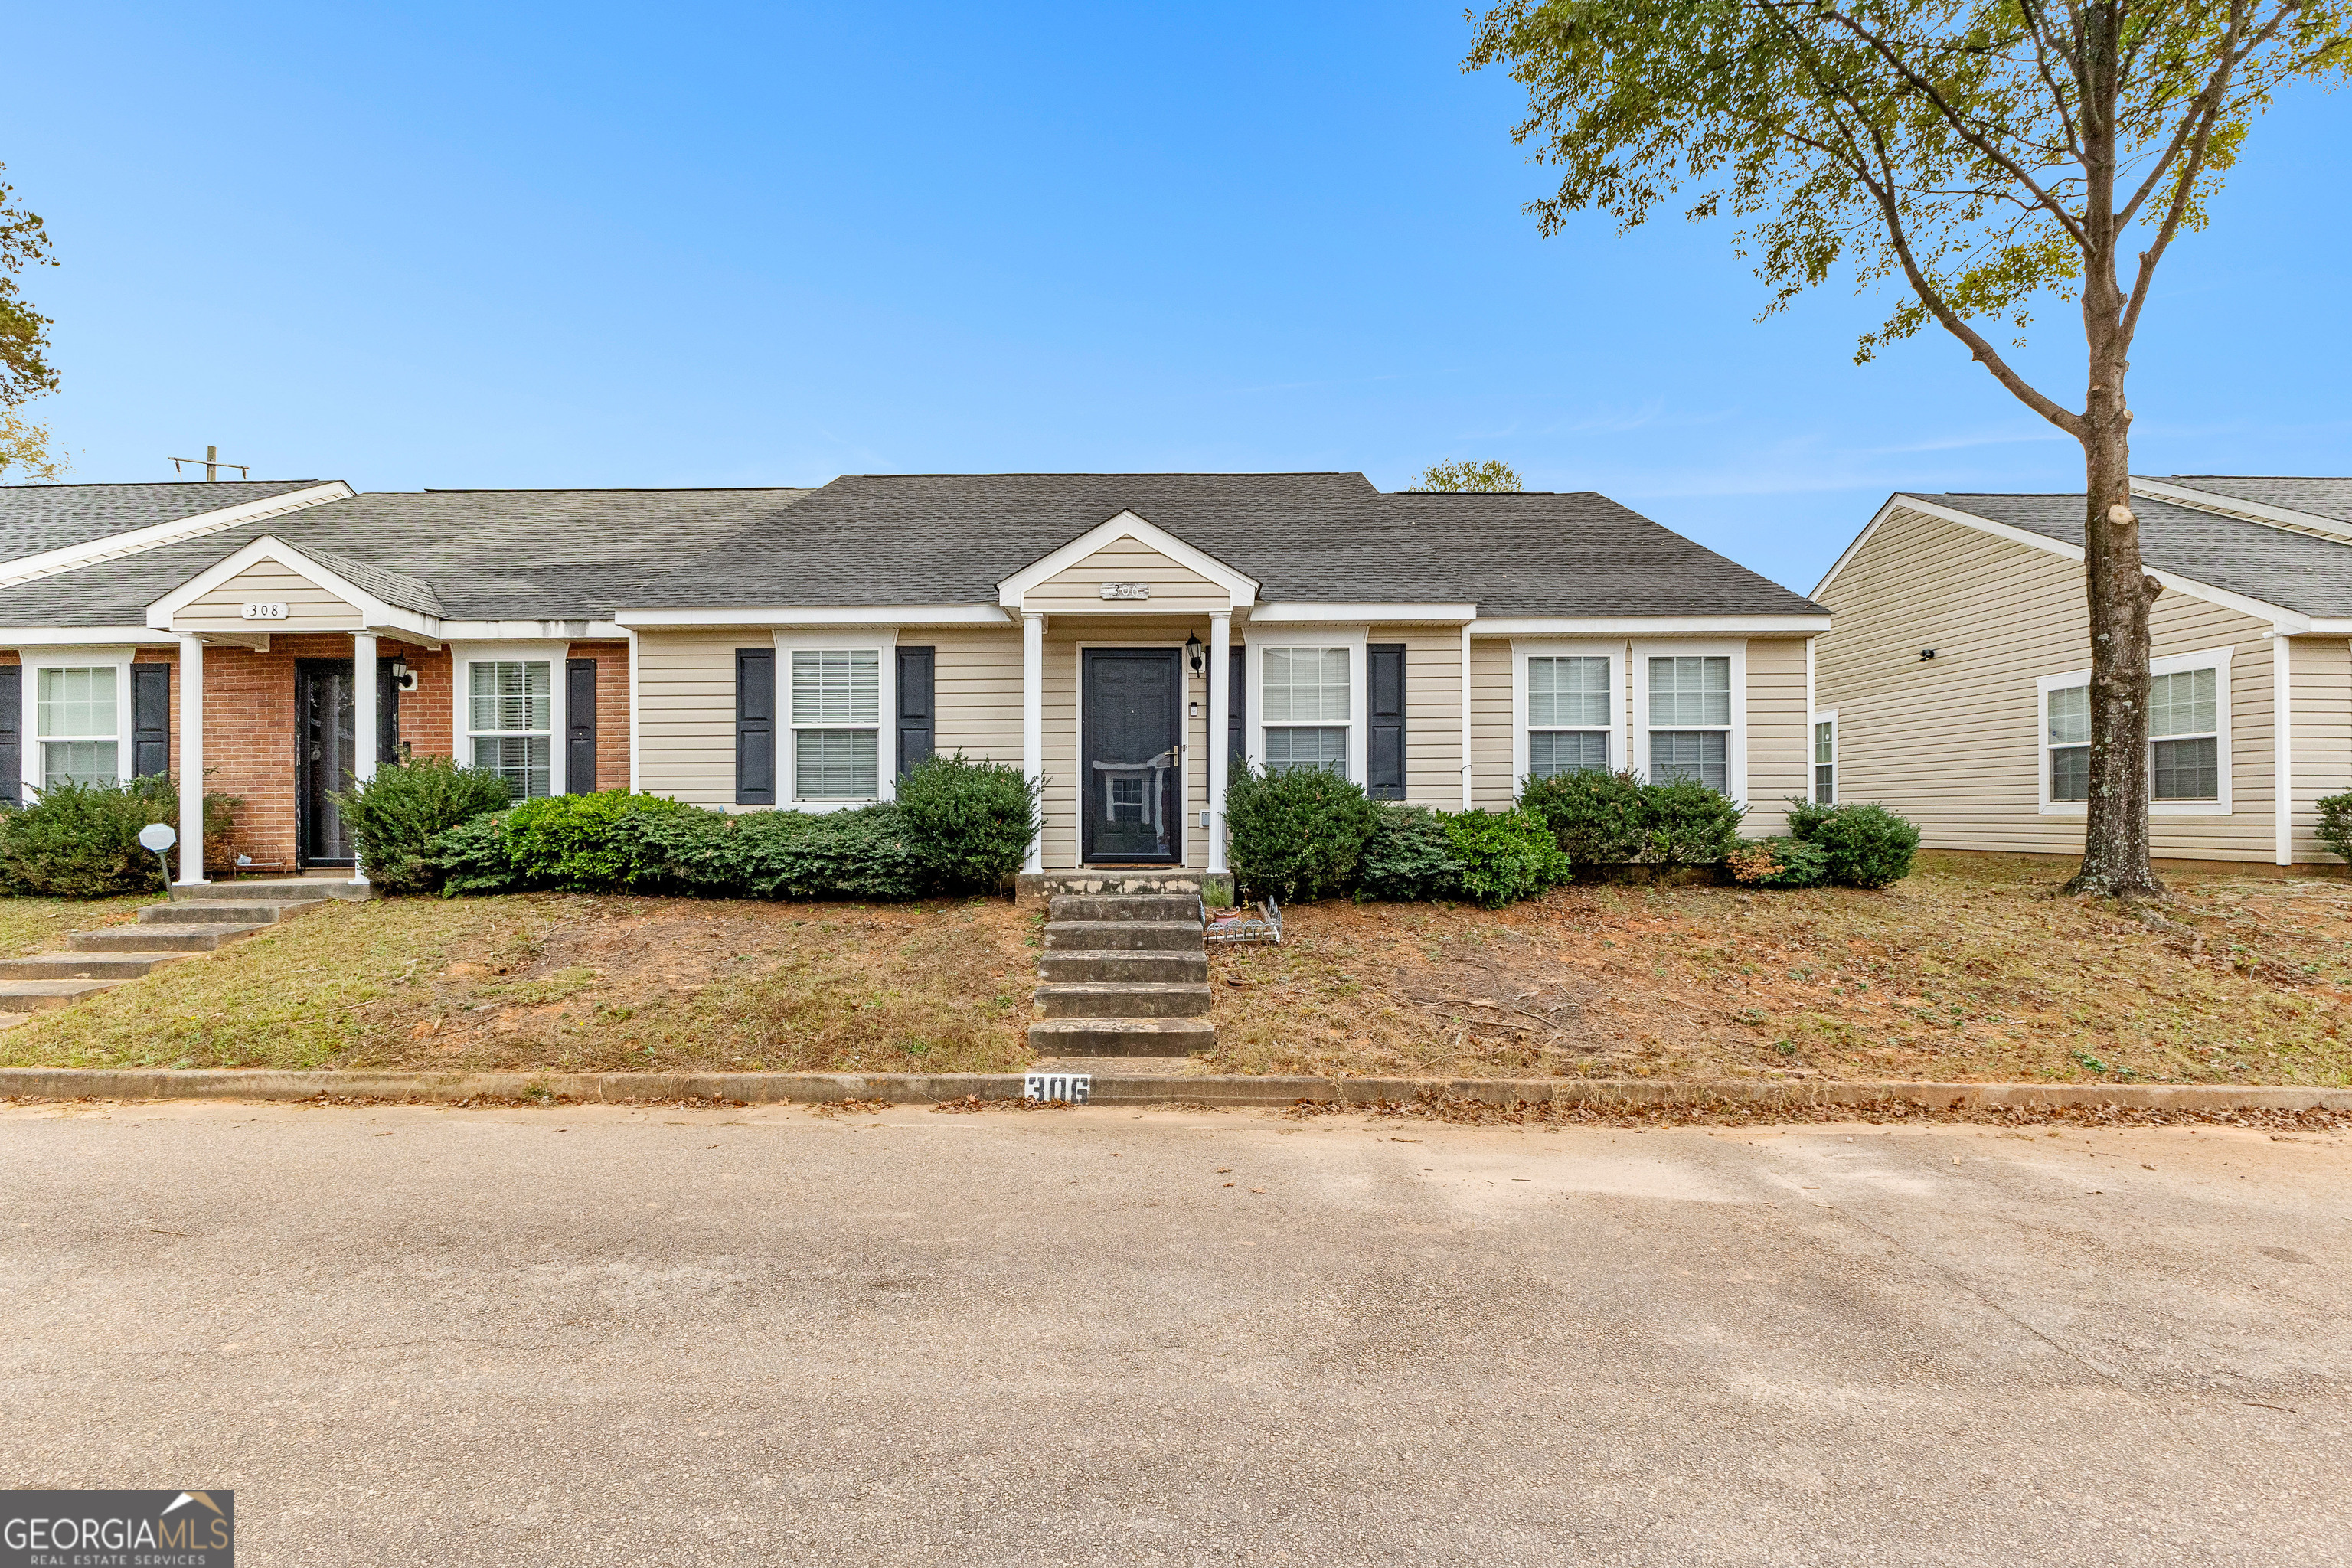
{"left": 0, "top": 162, "right": 62, "bottom": 481}
{"left": 1469, "top": 1, "right": 2347, "bottom": 897}
{"left": 1410, "top": 458, "right": 1524, "bottom": 492}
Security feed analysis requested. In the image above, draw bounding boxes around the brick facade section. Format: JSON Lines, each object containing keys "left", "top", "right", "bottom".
{"left": 570, "top": 640, "right": 629, "bottom": 792}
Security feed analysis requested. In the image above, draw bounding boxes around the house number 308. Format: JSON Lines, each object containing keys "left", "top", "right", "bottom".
{"left": 240, "top": 602, "right": 289, "bottom": 620}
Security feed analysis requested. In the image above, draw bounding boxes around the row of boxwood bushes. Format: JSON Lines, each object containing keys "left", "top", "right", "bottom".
{"left": 1226, "top": 765, "right": 1918, "bottom": 905}
{"left": 0, "top": 776, "right": 240, "bottom": 897}
{"left": 334, "top": 753, "right": 1040, "bottom": 899}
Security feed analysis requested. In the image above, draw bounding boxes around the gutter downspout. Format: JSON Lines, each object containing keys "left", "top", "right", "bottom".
{"left": 2274, "top": 629, "right": 2294, "bottom": 866}
{"left": 1459, "top": 623, "right": 1474, "bottom": 810}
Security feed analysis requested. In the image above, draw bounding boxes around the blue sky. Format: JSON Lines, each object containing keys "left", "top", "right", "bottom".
{"left": 7, "top": 2, "right": 2347, "bottom": 593}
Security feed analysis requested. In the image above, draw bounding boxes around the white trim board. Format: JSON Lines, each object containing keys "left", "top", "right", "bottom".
{"left": 0, "top": 482, "right": 354, "bottom": 588}
{"left": 1813, "top": 495, "right": 2310, "bottom": 630}
{"left": 998, "top": 511, "right": 1260, "bottom": 609}
{"left": 1472, "top": 615, "right": 1828, "bottom": 636}
{"left": 1251, "top": 603, "right": 1476, "bottom": 624}
{"left": 615, "top": 605, "right": 1010, "bottom": 629}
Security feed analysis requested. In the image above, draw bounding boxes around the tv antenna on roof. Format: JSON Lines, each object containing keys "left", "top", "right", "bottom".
{"left": 168, "top": 445, "right": 250, "bottom": 482}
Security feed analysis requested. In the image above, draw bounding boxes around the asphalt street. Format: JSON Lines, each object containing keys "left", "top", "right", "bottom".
{"left": 2, "top": 1098, "right": 2347, "bottom": 1566}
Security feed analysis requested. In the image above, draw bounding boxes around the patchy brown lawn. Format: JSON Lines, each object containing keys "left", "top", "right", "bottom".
{"left": 8, "top": 851, "right": 2352, "bottom": 1085}
{"left": 2, "top": 893, "right": 1038, "bottom": 1074}
{"left": 1204, "top": 851, "right": 2352, "bottom": 1086}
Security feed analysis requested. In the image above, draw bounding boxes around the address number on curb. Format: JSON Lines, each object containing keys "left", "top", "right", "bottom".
{"left": 1023, "top": 1073, "right": 1092, "bottom": 1104}
{"left": 240, "top": 601, "right": 289, "bottom": 620}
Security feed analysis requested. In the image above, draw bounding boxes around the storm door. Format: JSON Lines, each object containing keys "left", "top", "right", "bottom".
{"left": 1080, "top": 647, "right": 1184, "bottom": 864}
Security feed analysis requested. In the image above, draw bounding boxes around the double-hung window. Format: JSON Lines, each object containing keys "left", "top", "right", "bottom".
{"left": 1813, "top": 716, "right": 1836, "bottom": 805}
{"left": 791, "top": 649, "right": 881, "bottom": 800}
{"left": 1528, "top": 656, "right": 1611, "bottom": 778}
{"left": 38, "top": 667, "right": 120, "bottom": 789}
{"left": 2043, "top": 651, "right": 2226, "bottom": 810}
{"left": 2149, "top": 668, "right": 2220, "bottom": 801}
{"left": 1647, "top": 655, "right": 1731, "bottom": 792}
{"left": 469, "top": 661, "right": 554, "bottom": 799}
{"left": 2046, "top": 684, "right": 2090, "bottom": 802}
{"left": 1262, "top": 647, "right": 1350, "bottom": 777}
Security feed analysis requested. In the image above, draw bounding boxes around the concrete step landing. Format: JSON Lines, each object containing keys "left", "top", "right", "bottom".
{"left": 1026, "top": 1018, "right": 1217, "bottom": 1057}
{"left": 1037, "top": 949, "right": 1208, "bottom": 985}
{"left": 140, "top": 899, "right": 327, "bottom": 926}
{"left": 0, "top": 952, "right": 195, "bottom": 982}
{"left": 0, "top": 978, "right": 132, "bottom": 1011}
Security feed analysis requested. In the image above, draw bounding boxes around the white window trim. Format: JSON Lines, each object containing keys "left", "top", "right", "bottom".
{"left": 1512, "top": 640, "right": 1625, "bottom": 790}
{"left": 1811, "top": 708, "right": 1838, "bottom": 805}
{"left": 451, "top": 641, "right": 570, "bottom": 799}
{"left": 1245, "top": 625, "right": 1368, "bottom": 787}
{"left": 2037, "top": 645, "right": 2234, "bottom": 816}
{"left": 1633, "top": 639, "right": 1748, "bottom": 802}
{"left": 775, "top": 628, "right": 898, "bottom": 812}
{"left": 23, "top": 646, "right": 134, "bottom": 797}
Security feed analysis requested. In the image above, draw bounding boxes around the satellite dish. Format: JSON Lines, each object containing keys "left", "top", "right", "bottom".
{"left": 138, "top": 822, "right": 178, "bottom": 854}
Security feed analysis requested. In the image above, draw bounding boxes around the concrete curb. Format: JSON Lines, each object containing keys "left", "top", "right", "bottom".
{"left": 2, "top": 1067, "right": 2348, "bottom": 1113}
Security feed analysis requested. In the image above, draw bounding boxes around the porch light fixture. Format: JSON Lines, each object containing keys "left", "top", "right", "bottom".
{"left": 1185, "top": 633, "right": 1205, "bottom": 677}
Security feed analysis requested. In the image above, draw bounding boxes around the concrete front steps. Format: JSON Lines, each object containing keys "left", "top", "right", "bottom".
{"left": 1029, "top": 887, "right": 1215, "bottom": 1058}
{"left": 0, "top": 878, "right": 364, "bottom": 1018}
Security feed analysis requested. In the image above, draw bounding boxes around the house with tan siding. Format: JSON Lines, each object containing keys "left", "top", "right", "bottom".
{"left": 1811, "top": 476, "right": 2352, "bottom": 867}
{"left": 0, "top": 471, "right": 1828, "bottom": 888}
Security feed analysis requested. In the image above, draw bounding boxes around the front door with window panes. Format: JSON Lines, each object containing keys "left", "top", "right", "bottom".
{"left": 470, "top": 661, "right": 554, "bottom": 799}
{"left": 298, "top": 659, "right": 401, "bottom": 866}
{"left": 1648, "top": 655, "right": 1731, "bottom": 791}
{"left": 1081, "top": 648, "right": 1183, "bottom": 864}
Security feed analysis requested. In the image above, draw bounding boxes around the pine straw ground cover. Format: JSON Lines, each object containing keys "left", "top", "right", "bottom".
{"left": 1204, "top": 851, "right": 2352, "bottom": 1086}
{"left": 0, "top": 893, "right": 1037, "bottom": 1074}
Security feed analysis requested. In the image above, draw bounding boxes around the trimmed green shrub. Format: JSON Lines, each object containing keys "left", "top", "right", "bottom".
{"left": 894, "top": 753, "right": 1039, "bottom": 893}
{"left": 1726, "top": 837, "right": 1831, "bottom": 889}
{"left": 1642, "top": 779, "right": 1746, "bottom": 874}
{"left": 2319, "top": 792, "right": 2352, "bottom": 866}
{"left": 504, "top": 791, "right": 696, "bottom": 892}
{"left": 1224, "top": 765, "right": 1381, "bottom": 902}
{"left": 0, "top": 776, "right": 239, "bottom": 897}
{"left": 1357, "top": 805, "right": 1464, "bottom": 902}
{"left": 426, "top": 812, "right": 520, "bottom": 896}
{"left": 1443, "top": 808, "right": 1573, "bottom": 908}
{"left": 736, "top": 805, "right": 926, "bottom": 900}
{"left": 1784, "top": 799, "right": 1919, "bottom": 889}
{"left": 331, "top": 756, "right": 514, "bottom": 895}
{"left": 1518, "top": 768, "right": 1648, "bottom": 867}
{"left": 612, "top": 805, "right": 745, "bottom": 895}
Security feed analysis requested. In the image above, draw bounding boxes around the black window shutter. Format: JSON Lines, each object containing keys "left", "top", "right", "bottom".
{"left": 566, "top": 658, "right": 598, "bottom": 794}
{"left": 0, "top": 665, "right": 19, "bottom": 805}
{"left": 1228, "top": 646, "right": 1246, "bottom": 773}
{"left": 1367, "top": 643, "right": 1406, "bottom": 800}
{"left": 897, "top": 645, "right": 935, "bottom": 777}
{"left": 132, "top": 662, "right": 171, "bottom": 779}
{"left": 735, "top": 649, "right": 775, "bottom": 806}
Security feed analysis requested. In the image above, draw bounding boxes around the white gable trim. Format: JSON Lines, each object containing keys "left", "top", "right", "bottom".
{"left": 2131, "top": 478, "right": 2352, "bottom": 544}
{"left": 0, "top": 482, "right": 354, "bottom": 588}
{"left": 1811, "top": 494, "right": 2308, "bottom": 631}
{"left": 143, "top": 534, "right": 437, "bottom": 637}
{"left": 997, "top": 511, "right": 1259, "bottom": 609}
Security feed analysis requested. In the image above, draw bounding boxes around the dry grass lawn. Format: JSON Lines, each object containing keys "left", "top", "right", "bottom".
{"left": 1204, "top": 851, "right": 2352, "bottom": 1085}
{"left": 7, "top": 851, "right": 2352, "bottom": 1085}
{"left": 2, "top": 893, "right": 1037, "bottom": 1074}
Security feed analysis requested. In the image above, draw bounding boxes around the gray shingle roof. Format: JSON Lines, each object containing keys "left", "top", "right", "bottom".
{"left": 2160, "top": 475, "right": 2352, "bottom": 526}
{"left": 1903, "top": 491, "right": 2352, "bottom": 618}
{"left": 0, "top": 480, "right": 329, "bottom": 563}
{"left": 627, "top": 473, "right": 1824, "bottom": 617}
{"left": 0, "top": 488, "right": 812, "bottom": 627}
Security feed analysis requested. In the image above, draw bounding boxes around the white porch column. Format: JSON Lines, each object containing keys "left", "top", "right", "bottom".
{"left": 352, "top": 632, "right": 378, "bottom": 884}
{"left": 1021, "top": 612, "right": 1045, "bottom": 874}
{"left": 2274, "top": 629, "right": 2294, "bottom": 867}
{"left": 1207, "top": 612, "right": 1231, "bottom": 874}
{"left": 175, "top": 634, "right": 207, "bottom": 887}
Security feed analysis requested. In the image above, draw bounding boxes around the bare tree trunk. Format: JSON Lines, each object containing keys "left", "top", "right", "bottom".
{"left": 2063, "top": 338, "right": 2162, "bottom": 898}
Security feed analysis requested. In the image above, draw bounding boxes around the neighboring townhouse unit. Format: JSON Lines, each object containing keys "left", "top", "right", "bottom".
{"left": 0, "top": 471, "right": 1828, "bottom": 883}
{"left": 1812, "top": 475, "right": 2352, "bottom": 867}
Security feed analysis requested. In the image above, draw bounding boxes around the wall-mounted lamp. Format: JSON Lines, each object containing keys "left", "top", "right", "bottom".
{"left": 392, "top": 660, "right": 420, "bottom": 691}
{"left": 1919, "top": 648, "right": 1938, "bottom": 662}
{"left": 1185, "top": 632, "right": 1206, "bottom": 677}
